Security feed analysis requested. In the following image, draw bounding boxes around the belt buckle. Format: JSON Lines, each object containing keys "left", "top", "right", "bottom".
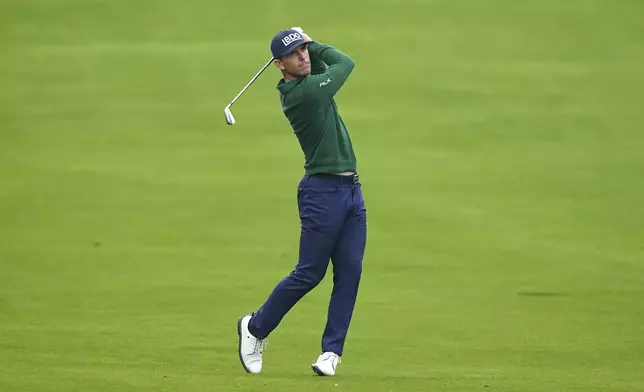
{"left": 353, "top": 174, "right": 359, "bottom": 184}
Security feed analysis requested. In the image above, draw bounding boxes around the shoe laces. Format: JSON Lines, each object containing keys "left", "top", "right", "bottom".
{"left": 251, "top": 337, "right": 267, "bottom": 355}
{"left": 322, "top": 352, "right": 340, "bottom": 363}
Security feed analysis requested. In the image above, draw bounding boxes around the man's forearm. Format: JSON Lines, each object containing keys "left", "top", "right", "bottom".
{"left": 308, "top": 41, "right": 355, "bottom": 75}
{"left": 309, "top": 42, "right": 327, "bottom": 75}
{"left": 301, "top": 40, "right": 355, "bottom": 101}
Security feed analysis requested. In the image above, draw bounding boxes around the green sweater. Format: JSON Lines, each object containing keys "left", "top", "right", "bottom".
{"left": 276, "top": 41, "right": 357, "bottom": 175}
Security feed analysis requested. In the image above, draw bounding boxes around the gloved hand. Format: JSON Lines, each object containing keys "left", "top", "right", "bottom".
{"left": 291, "top": 26, "right": 312, "bottom": 43}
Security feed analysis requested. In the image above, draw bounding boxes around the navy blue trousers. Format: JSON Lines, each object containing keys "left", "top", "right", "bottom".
{"left": 248, "top": 173, "right": 367, "bottom": 356}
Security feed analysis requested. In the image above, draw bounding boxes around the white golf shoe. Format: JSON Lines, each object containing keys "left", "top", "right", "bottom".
{"left": 311, "top": 352, "right": 341, "bottom": 376}
{"left": 237, "top": 315, "right": 265, "bottom": 374}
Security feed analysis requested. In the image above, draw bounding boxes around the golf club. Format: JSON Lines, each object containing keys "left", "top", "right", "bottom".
{"left": 224, "top": 57, "right": 274, "bottom": 125}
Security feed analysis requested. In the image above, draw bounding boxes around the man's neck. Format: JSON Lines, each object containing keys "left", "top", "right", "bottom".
{"left": 283, "top": 72, "right": 297, "bottom": 82}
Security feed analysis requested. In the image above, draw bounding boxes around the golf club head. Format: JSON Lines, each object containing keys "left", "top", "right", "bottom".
{"left": 224, "top": 105, "right": 235, "bottom": 125}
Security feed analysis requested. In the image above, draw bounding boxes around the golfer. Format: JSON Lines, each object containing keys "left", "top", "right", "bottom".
{"left": 237, "top": 27, "right": 367, "bottom": 377}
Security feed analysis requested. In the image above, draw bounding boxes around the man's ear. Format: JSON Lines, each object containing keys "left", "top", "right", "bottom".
{"left": 274, "top": 59, "right": 285, "bottom": 71}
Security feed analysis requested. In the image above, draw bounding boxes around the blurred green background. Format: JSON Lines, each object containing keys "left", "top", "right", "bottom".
{"left": 1, "top": 0, "right": 643, "bottom": 391}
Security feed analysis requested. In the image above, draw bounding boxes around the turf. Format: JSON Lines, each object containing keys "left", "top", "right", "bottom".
{"left": 1, "top": 0, "right": 644, "bottom": 391}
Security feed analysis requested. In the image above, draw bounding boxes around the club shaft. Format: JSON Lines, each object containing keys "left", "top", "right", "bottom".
{"left": 228, "top": 58, "right": 274, "bottom": 107}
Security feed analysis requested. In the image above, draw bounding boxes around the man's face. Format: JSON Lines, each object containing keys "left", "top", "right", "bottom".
{"left": 275, "top": 45, "right": 311, "bottom": 77}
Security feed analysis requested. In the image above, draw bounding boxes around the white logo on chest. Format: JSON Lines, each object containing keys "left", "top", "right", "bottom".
{"left": 319, "top": 78, "right": 332, "bottom": 87}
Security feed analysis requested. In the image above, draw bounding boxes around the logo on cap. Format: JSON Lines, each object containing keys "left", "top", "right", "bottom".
{"left": 281, "top": 32, "right": 302, "bottom": 47}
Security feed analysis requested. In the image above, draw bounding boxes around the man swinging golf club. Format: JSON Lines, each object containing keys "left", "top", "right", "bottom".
{"left": 237, "top": 27, "right": 367, "bottom": 376}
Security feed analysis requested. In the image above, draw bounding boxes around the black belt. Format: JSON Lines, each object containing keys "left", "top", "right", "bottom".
{"left": 311, "top": 173, "right": 360, "bottom": 185}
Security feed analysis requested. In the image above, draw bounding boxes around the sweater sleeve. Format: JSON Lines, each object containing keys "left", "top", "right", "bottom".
{"left": 302, "top": 41, "right": 355, "bottom": 103}
{"left": 309, "top": 43, "right": 327, "bottom": 75}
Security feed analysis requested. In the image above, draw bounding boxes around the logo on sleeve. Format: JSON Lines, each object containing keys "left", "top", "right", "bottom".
{"left": 281, "top": 33, "right": 302, "bottom": 47}
{"left": 319, "top": 78, "right": 332, "bottom": 87}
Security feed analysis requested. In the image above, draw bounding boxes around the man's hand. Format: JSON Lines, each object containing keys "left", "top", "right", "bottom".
{"left": 291, "top": 26, "right": 312, "bottom": 43}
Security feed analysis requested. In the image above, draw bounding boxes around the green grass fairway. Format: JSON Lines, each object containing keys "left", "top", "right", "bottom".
{"left": 2, "top": 0, "right": 644, "bottom": 391}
